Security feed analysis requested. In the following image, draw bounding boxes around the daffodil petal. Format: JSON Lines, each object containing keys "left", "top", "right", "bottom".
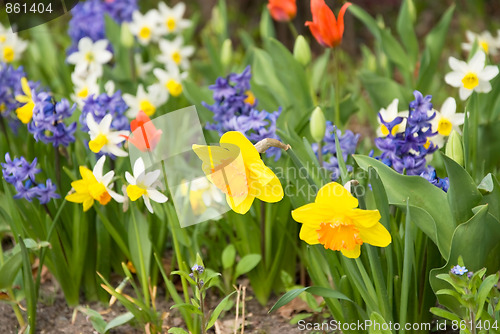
{"left": 248, "top": 161, "right": 274, "bottom": 186}
{"left": 315, "top": 182, "right": 358, "bottom": 210}
{"left": 340, "top": 244, "right": 361, "bottom": 258}
{"left": 220, "top": 131, "right": 260, "bottom": 162}
{"left": 226, "top": 194, "right": 254, "bottom": 215}
{"left": 291, "top": 203, "right": 332, "bottom": 225}
{"left": 254, "top": 175, "right": 283, "bottom": 203}
{"left": 359, "top": 223, "right": 392, "bottom": 248}
{"left": 299, "top": 224, "right": 320, "bottom": 245}
{"left": 349, "top": 209, "right": 382, "bottom": 228}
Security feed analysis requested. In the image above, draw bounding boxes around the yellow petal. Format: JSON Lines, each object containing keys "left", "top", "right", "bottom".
{"left": 79, "top": 166, "right": 96, "bottom": 182}
{"left": 341, "top": 244, "right": 361, "bottom": 258}
{"left": 21, "top": 77, "right": 31, "bottom": 97}
{"left": 349, "top": 209, "right": 382, "bottom": 228}
{"left": 315, "top": 182, "right": 358, "bottom": 210}
{"left": 226, "top": 194, "right": 255, "bottom": 215}
{"left": 71, "top": 179, "right": 90, "bottom": 193}
{"left": 359, "top": 223, "right": 392, "bottom": 248}
{"left": 15, "top": 102, "right": 34, "bottom": 124}
{"left": 220, "top": 131, "right": 260, "bottom": 162}
{"left": 248, "top": 160, "right": 275, "bottom": 186}
{"left": 89, "top": 134, "right": 108, "bottom": 153}
{"left": 299, "top": 224, "right": 320, "bottom": 245}
{"left": 253, "top": 175, "right": 283, "bottom": 203}
{"left": 15, "top": 95, "right": 31, "bottom": 103}
{"left": 127, "top": 184, "right": 147, "bottom": 201}
{"left": 66, "top": 192, "right": 88, "bottom": 203}
{"left": 83, "top": 198, "right": 94, "bottom": 212}
{"left": 291, "top": 203, "right": 333, "bottom": 225}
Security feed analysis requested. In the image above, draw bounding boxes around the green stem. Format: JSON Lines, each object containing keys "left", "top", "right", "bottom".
{"left": 286, "top": 148, "right": 318, "bottom": 188}
{"left": 333, "top": 50, "right": 341, "bottom": 127}
{"left": 287, "top": 21, "right": 299, "bottom": 39}
{"left": 130, "top": 205, "right": 150, "bottom": 306}
{"left": 94, "top": 207, "right": 131, "bottom": 259}
{"left": 354, "top": 258, "right": 379, "bottom": 312}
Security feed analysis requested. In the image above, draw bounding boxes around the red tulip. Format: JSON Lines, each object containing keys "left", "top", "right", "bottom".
{"left": 306, "top": 0, "right": 351, "bottom": 48}
{"left": 124, "top": 111, "right": 162, "bottom": 152}
{"left": 267, "top": 0, "right": 297, "bottom": 22}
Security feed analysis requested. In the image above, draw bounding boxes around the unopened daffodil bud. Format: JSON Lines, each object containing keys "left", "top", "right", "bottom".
{"left": 310, "top": 107, "right": 326, "bottom": 143}
{"left": 221, "top": 39, "right": 232, "bottom": 67}
{"left": 121, "top": 22, "right": 134, "bottom": 49}
{"left": 445, "top": 130, "right": 464, "bottom": 167}
{"left": 293, "top": 35, "right": 311, "bottom": 66}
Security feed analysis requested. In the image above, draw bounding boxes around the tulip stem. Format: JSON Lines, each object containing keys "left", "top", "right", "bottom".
{"left": 333, "top": 50, "right": 341, "bottom": 127}
{"left": 287, "top": 21, "right": 299, "bottom": 39}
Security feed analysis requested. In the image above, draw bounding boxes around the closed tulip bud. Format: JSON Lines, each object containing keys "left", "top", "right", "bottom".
{"left": 293, "top": 35, "right": 311, "bottom": 66}
{"left": 121, "top": 22, "right": 134, "bottom": 48}
{"left": 310, "top": 107, "right": 326, "bottom": 143}
{"left": 221, "top": 39, "right": 232, "bottom": 67}
{"left": 445, "top": 130, "right": 464, "bottom": 167}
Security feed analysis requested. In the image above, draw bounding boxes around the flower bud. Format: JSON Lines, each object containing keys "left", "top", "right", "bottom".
{"left": 310, "top": 107, "right": 326, "bottom": 143}
{"left": 445, "top": 130, "right": 464, "bottom": 167}
{"left": 121, "top": 22, "right": 134, "bottom": 49}
{"left": 221, "top": 39, "right": 232, "bottom": 67}
{"left": 293, "top": 35, "right": 311, "bottom": 66}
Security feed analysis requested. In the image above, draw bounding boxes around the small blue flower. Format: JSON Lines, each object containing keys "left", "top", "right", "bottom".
{"left": 81, "top": 92, "right": 129, "bottom": 132}
{"left": 450, "top": 265, "right": 468, "bottom": 276}
{"left": 204, "top": 66, "right": 282, "bottom": 160}
{"left": 420, "top": 166, "right": 449, "bottom": 192}
{"left": 35, "top": 179, "right": 61, "bottom": 205}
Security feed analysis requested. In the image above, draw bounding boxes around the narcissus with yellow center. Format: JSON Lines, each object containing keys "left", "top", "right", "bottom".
{"left": 66, "top": 156, "right": 123, "bottom": 211}
{"left": 292, "top": 182, "right": 391, "bottom": 258}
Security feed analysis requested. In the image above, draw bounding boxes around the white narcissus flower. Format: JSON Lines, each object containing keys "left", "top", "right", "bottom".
{"left": 444, "top": 50, "right": 499, "bottom": 100}
{"left": 157, "top": 2, "right": 191, "bottom": 35}
{"left": 123, "top": 84, "right": 168, "bottom": 118}
{"left": 129, "top": 10, "right": 161, "bottom": 45}
{"left": 125, "top": 158, "right": 168, "bottom": 213}
{"left": 462, "top": 30, "right": 499, "bottom": 56}
{"left": 376, "top": 98, "right": 407, "bottom": 137}
{"left": 93, "top": 155, "right": 125, "bottom": 203}
{"left": 67, "top": 37, "right": 112, "bottom": 77}
{"left": 429, "top": 97, "right": 465, "bottom": 148}
{"left": 87, "top": 114, "right": 130, "bottom": 157}
{"left": 153, "top": 65, "right": 188, "bottom": 97}
{"left": 71, "top": 72, "right": 99, "bottom": 107}
{"left": 157, "top": 36, "right": 194, "bottom": 70}
{"left": 0, "top": 33, "right": 27, "bottom": 63}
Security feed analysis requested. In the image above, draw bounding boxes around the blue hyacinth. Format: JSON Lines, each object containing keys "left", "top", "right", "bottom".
{"left": 312, "top": 121, "right": 360, "bottom": 181}
{"left": 203, "top": 66, "right": 283, "bottom": 160}
{"left": 67, "top": 0, "right": 137, "bottom": 55}
{"left": 27, "top": 92, "right": 77, "bottom": 147}
{"left": 80, "top": 91, "right": 129, "bottom": 132}
{"left": 0, "top": 62, "right": 25, "bottom": 117}
{"left": 374, "top": 90, "right": 449, "bottom": 191}
{"left": 1, "top": 153, "right": 60, "bottom": 204}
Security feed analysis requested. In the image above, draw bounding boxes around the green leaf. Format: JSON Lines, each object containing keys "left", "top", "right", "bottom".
{"left": 442, "top": 154, "right": 483, "bottom": 224}
{"left": 170, "top": 271, "right": 197, "bottom": 286}
{"left": 479, "top": 174, "right": 500, "bottom": 221}
{"left": 396, "top": 0, "right": 418, "bottom": 63}
{"left": 380, "top": 28, "right": 412, "bottom": 73}
{"left": 259, "top": 6, "right": 275, "bottom": 40}
{"left": 222, "top": 244, "right": 236, "bottom": 270}
{"left": 349, "top": 5, "right": 381, "bottom": 40}
{"left": 354, "top": 155, "right": 455, "bottom": 259}
{"left": 430, "top": 307, "right": 462, "bottom": 322}
{"left": 358, "top": 71, "right": 410, "bottom": 111}
{"left": 0, "top": 252, "right": 22, "bottom": 290}
{"left": 476, "top": 273, "right": 499, "bottom": 319}
{"left": 76, "top": 307, "right": 107, "bottom": 333}
{"left": 430, "top": 205, "right": 500, "bottom": 314}
{"left": 416, "top": 4, "right": 455, "bottom": 92}
{"left": 234, "top": 254, "right": 261, "bottom": 278}
{"left": 168, "top": 328, "right": 190, "bottom": 334}
{"left": 104, "top": 312, "right": 134, "bottom": 332}
{"left": 205, "top": 291, "right": 237, "bottom": 330}
{"left": 269, "top": 286, "right": 352, "bottom": 313}
{"left": 369, "top": 312, "right": 392, "bottom": 334}
{"left": 170, "top": 303, "right": 203, "bottom": 315}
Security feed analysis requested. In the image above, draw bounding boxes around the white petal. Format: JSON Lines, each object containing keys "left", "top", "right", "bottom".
{"left": 95, "top": 50, "right": 112, "bottom": 64}
{"left": 133, "top": 158, "right": 145, "bottom": 179}
{"left": 144, "top": 170, "right": 161, "bottom": 187}
{"left": 108, "top": 189, "right": 124, "bottom": 203}
{"left": 459, "top": 87, "right": 473, "bottom": 100}
{"left": 78, "top": 37, "right": 93, "bottom": 52}
{"left": 93, "top": 156, "right": 106, "bottom": 179}
{"left": 86, "top": 113, "right": 98, "bottom": 132}
{"left": 475, "top": 80, "right": 492, "bottom": 93}
{"left": 451, "top": 113, "right": 465, "bottom": 127}
{"left": 125, "top": 171, "right": 136, "bottom": 185}
{"left": 100, "top": 114, "right": 113, "bottom": 131}
{"left": 143, "top": 196, "right": 154, "bottom": 213}
{"left": 93, "top": 39, "right": 109, "bottom": 51}
{"left": 444, "top": 72, "right": 463, "bottom": 87}
{"left": 440, "top": 97, "right": 456, "bottom": 118}
{"left": 468, "top": 50, "right": 486, "bottom": 73}
{"left": 449, "top": 57, "right": 468, "bottom": 73}
{"left": 478, "top": 65, "right": 499, "bottom": 81}
{"left": 147, "top": 189, "right": 168, "bottom": 203}
{"left": 107, "top": 145, "right": 128, "bottom": 157}
{"left": 101, "top": 171, "right": 114, "bottom": 186}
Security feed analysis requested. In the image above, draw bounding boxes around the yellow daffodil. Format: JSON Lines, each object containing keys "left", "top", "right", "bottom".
{"left": 15, "top": 77, "right": 35, "bottom": 124}
{"left": 66, "top": 156, "right": 124, "bottom": 211}
{"left": 292, "top": 182, "right": 391, "bottom": 258}
{"left": 192, "top": 131, "right": 283, "bottom": 215}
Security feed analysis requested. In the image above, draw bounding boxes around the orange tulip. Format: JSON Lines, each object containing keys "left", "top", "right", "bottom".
{"left": 124, "top": 110, "right": 162, "bottom": 152}
{"left": 267, "top": 0, "right": 297, "bottom": 22}
{"left": 305, "top": 0, "right": 351, "bottom": 48}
